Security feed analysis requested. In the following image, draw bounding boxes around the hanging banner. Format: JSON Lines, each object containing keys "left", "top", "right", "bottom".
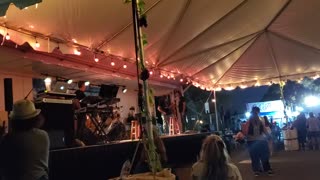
{"left": 246, "top": 100, "right": 284, "bottom": 113}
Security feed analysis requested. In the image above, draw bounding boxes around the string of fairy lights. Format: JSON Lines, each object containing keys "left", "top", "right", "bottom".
{"left": 2, "top": 4, "right": 320, "bottom": 91}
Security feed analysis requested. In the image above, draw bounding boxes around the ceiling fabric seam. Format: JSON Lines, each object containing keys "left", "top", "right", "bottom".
{"left": 212, "top": 33, "right": 263, "bottom": 86}
{"left": 160, "top": 31, "right": 262, "bottom": 67}
{"left": 269, "top": 30, "right": 320, "bottom": 52}
{"left": 154, "top": 0, "right": 192, "bottom": 65}
{"left": 191, "top": 32, "right": 260, "bottom": 77}
{"left": 157, "top": 0, "right": 248, "bottom": 66}
{"left": 265, "top": 0, "right": 292, "bottom": 30}
{"left": 266, "top": 32, "right": 282, "bottom": 80}
{"left": 95, "top": 0, "right": 163, "bottom": 50}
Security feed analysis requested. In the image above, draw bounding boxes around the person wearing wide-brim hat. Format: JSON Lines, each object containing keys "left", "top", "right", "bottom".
{"left": 0, "top": 99, "right": 49, "bottom": 180}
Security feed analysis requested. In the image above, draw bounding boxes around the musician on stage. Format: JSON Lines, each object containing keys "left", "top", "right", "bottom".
{"left": 174, "top": 90, "right": 187, "bottom": 133}
{"left": 75, "top": 81, "right": 86, "bottom": 103}
{"left": 73, "top": 81, "right": 87, "bottom": 140}
{"left": 157, "top": 96, "right": 172, "bottom": 135}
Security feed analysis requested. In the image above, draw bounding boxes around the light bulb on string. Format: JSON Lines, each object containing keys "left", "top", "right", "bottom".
{"left": 67, "top": 79, "right": 73, "bottom": 84}
{"left": 149, "top": 71, "right": 153, "bottom": 75}
{"left": 123, "top": 64, "right": 127, "bottom": 69}
{"left": 5, "top": 33, "right": 10, "bottom": 40}
{"left": 73, "top": 49, "right": 81, "bottom": 55}
{"left": 180, "top": 78, "right": 183, "bottom": 82}
{"left": 160, "top": 74, "right": 163, "bottom": 78}
{"left": 35, "top": 40, "right": 40, "bottom": 48}
{"left": 111, "top": 62, "right": 115, "bottom": 66}
{"left": 93, "top": 54, "right": 99, "bottom": 62}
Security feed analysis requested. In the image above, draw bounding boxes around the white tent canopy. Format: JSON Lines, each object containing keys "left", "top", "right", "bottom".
{"left": 0, "top": 0, "right": 319, "bottom": 90}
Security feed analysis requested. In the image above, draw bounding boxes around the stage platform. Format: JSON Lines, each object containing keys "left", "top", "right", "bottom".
{"left": 49, "top": 132, "right": 210, "bottom": 180}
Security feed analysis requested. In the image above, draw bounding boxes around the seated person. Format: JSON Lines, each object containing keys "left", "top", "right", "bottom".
{"left": 0, "top": 99, "right": 50, "bottom": 180}
{"left": 192, "top": 135, "right": 242, "bottom": 180}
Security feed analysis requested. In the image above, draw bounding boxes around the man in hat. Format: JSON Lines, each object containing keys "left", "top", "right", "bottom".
{"left": 0, "top": 99, "right": 49, "bottom": 180}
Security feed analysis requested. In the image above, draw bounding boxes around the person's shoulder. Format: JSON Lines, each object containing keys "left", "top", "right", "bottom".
{"left": 227, "top": 163, "right": 242, "bottom": 179}
{"left": 192, "top": 161, "right": 207, "bottom": 177}
{"left": 32, "top": 129, "right": 49, "bottom": 138}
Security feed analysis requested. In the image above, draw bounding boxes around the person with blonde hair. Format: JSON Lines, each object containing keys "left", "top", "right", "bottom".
{"left": 192, "top": 135, "right": 242, "bottom": 180}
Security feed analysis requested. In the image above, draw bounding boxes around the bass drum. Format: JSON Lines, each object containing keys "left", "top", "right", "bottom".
{"left": 105, "top": 120, "right": 126, "bottom": 141}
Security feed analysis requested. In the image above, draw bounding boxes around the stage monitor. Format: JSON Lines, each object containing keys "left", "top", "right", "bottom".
{"left": 99, "top": 84, "right": 119, "bottom": 99}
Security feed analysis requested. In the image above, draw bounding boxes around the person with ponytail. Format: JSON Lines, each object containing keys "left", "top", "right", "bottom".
{"left": 191, "top": 135, "right": 242, "bottom": 180}
{"left": 243, "top": 106, "right": 274, "bottom": 177}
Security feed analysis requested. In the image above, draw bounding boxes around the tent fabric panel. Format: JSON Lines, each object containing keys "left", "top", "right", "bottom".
{"left": 3, "top": 0, "right": 139, "bottom": 47}
{"left": 269, "top": 0, "right": 320, "bottom": 50}
{"left": 103, "top": 0, "right": 187, "bottom": 60}
{"left": 156, "top": 0, "right": 244, "bottom": 64}
{"left": 194, "top": 37, "right": 256, "bottom": 85}
{"left": 161, "top": 33, "right": 258, "bottom": 77}
{"left": 216, "top": 33, "right": 279, "bottom": 85}
{"left": 158, "top": 0, "right": 288, "bottom": 67}
{"left": 269, "top": 32, "right": 320, "bottom": 77}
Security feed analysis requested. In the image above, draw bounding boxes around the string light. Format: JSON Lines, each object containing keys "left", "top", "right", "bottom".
{"left": 35, "top": 3, "right": 39, "bottom": 9}
{"left": 73, "top": 49, "right": 81, "bottom": 55}
{"left": 123, "top": 64, "right": 127, "bottom": 69}
{"left": 111, "top": 62, "right": 115, "bottom": 66}
{"left": 149, "top": 71, "right": 153, "bottom": 75}
{"left": 72, "top": 39, "right": 77, "bottom": 43}
{"left": 160, "top": 74, "right": 163, "bottom": 78}
{"left": 35, "top": 40, "right": 40, "bottom": 48}
{"left": 94, "top": 57, "right": 99, "bottom": 62}
{"left": 240, "top": 85, "right": 247, "bottom": 89}
{"left": 5, "top": 33, "right": 10, "bottom": 40}
{"left": 214, "top": 87, "right": 222, "bottom": 91}
{"left": 67, "top": 79, "right": 73, "bottom": 84}
{"left": 180, "top": 78, "right": 183, "bottom": 82}
{"left": 84, "top": 81, "right": 90, "bottom": 86}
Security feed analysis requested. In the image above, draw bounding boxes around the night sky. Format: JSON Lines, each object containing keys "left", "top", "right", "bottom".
{"left": 216, "top": 86, "right": 269, "bottom": 114}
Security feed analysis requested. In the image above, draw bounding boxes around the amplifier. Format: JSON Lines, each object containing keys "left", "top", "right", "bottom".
{"left": 35, "top": 100, "right": 74, "bottom": 149}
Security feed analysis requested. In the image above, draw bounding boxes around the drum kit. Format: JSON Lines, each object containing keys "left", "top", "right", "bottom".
{"left": 75, "top": 96, "right": 126, "bottom": 142}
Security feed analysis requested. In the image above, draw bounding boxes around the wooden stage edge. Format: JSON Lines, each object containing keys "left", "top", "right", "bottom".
{"left": 49, "top": 132, "right": 210, "bottom": 180}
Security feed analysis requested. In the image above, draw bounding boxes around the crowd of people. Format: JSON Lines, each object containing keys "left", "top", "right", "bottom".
{"left": 292, "top": 112, "right": 320, "bottom": 150}
{"left": 5, "top": 95, "right": 320, "bottom": 179}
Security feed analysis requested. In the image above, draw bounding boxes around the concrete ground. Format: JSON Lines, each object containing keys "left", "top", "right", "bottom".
{"left": 175, "top": 149, "right": 320, "bottom": 180}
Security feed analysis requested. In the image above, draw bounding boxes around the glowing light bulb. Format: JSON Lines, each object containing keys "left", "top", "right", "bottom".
{"left": 44, "top": 77, "right": 51, "bottom": 83}
{"left": 67, "top": 79, "right": 73, "bottom": 84}
{"left": 74, "top": 49, "right": 81, "bottom": 55}
{"left": 160, "top": 75, "right": 163, "bottom": 78}
{"left": 149, "top": 71, "right": 153, "bottom": 75}
{"left": 111, "top": 62, "right": 115, "bottom": 66}
{"left": 35, "top": 3, "right": 38, "bottom": 9}
{"left": 35, "top": 41, "right": 40, "bottom": 48}
{"left": 94, "top": 58, "right": 99, "bottom": 62}
{"left": 123, "top": 64, "right": 127, "bottom": 69}
{"left": 84, "top": 81, "right": 90, "bottom": 86}
{"left": 5, "top": 33, "right": 10, "bottom": 40}
{"left": 180, "top": 79, "right": 183, "bottom": 82}
{"left": 72, "top": 39, "right": 77, "bottom": 43}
